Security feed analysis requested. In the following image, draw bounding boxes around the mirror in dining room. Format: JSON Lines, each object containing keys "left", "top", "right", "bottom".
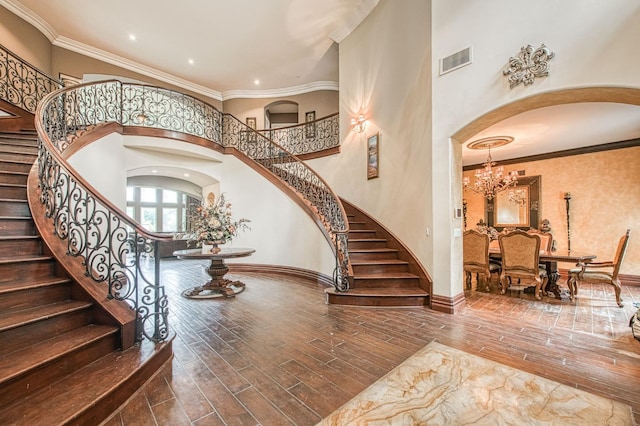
{"left": 487, "top": 176, "right": 540, "bottom": 230}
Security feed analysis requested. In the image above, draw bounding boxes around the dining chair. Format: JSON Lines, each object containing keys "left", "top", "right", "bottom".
{"left": 526, "top": 229, "right": 553, "bottom": 251}
{"left": 567, "top": 229, "right": 630, "bottom": 308}
{"left": 498, "top": 230, "right": 547, "bottom": 300}
{"left": 463, "top": 230, "right": 500, "bottom": 291}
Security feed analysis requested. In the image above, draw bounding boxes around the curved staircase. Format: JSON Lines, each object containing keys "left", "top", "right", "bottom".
{"left": 325, "top": 199, "right": 431, "bottom": 307}
{"left": 0, "top": 131, "right": 171, "bottom": 425}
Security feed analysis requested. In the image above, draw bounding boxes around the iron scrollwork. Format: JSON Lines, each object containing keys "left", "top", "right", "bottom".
{"left": 503, "top": 44, "right": 555, "bottom": 88}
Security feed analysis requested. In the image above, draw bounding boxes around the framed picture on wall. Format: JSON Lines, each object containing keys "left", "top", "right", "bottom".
{"left": 246, "top": 117, "right": 256, "bottom": 129}
{"left": 305, "top": 110, "right": 316, "bottom": 138}
{"left": 367, "top": 133, "right": 379, "bottom": 179}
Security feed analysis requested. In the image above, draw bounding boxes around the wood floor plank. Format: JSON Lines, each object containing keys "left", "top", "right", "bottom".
{"left": 107, "top": 259, "right": 640, "bottom": 425}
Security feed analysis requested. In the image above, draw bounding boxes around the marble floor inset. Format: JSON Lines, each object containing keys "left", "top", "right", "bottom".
{"left": 319, "top": 341, "right": 635, "bottom": 425}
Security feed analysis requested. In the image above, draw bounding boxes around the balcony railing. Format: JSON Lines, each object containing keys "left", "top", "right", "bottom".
{"left": 258, "top": 113, "right": 339, "bottom": 156}
{"left": 0, "top": 43, "right": 62, "bottom": 113}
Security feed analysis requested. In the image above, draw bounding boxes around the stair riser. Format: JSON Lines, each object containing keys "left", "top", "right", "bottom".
{"left": 347, "top": 222, "right": 369, "bottom": 230}
{"left": 351, "top": 277, "right": 420, "bottom": 289}
{"left": 0, "top": 219, "right": 36, "bottom": 236}
{"left": 0, "top": 333, "right": 118, "bottom": 410}
{"left": 0, "top": 161, "right": 32, "bottom": 173}
{"left": 348, "top": 231, "right": 377, "bottom": 239}
{"left": 0, "top": 152, "right": 36, "bottom": 163}
{"left": 326, "top": 293, "right": 428, "bottom": 307}
{"left": 0, "top": 307, "right": 92, "bottom": 357}
{"left": 0, "top": 260, "right": 57, "bottom": 284}
{"left": 0, "top": 173, "right": 28, "bottom": 185}
{"left": 0, "top": 285, "right": 70, "bottom": 313}
{"left": 352, "top": 263, "right": 409, "bottom": 274}
{"left": 350, "top": 251, "right": 399, "bottom": 261}
{"left": 348, "top": 240, "right": 388, "bottom": 249}
{"left": 0, "top": 200, "right": 30, "bottom": 216}
{"left": 0, "top": 185, "right": 27, "bottom": 199}
{"left": 0, "top": 238, "right": 42, "bottom": 256}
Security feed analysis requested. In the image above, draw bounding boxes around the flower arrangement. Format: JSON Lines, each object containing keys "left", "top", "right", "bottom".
{"left": 187, "top": 193, "right": 250, "bottom": 247}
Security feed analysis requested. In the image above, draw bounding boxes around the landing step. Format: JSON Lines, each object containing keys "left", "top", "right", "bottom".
{"left": 0, "top": 324, "right": 118, "bottom": 385}
{"left": 333, "top": 287, "right": 428, "bottom": 297}
{"left": 0, "top": 300, "right": 93, "bottom": 333}
{"left": 353, "top": 272, "right": 419, "bottom": 280}
{"left": 0, "top": 338, "right": 173, "bottom": 426}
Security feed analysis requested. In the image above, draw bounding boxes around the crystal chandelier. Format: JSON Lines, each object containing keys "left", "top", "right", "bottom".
{"left": 463, "top": 137, "right": 518, "bottom": 200}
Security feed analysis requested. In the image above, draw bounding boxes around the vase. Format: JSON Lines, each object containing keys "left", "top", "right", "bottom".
{"left": 204, "top": 240, "right": 225, "bottom": 254}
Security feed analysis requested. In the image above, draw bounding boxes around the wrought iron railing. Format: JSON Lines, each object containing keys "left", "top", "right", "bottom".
{"left": 0, "top": 43, "right": 62, "bottom": 113}
{"left": 258, "top": 113, "right": 339, "bottom": 156}
{"left": 33, "top": 81, "right": 349, "bottom": 342}
{"left": 223, "top": 114, "right": 350, "bottom": 291}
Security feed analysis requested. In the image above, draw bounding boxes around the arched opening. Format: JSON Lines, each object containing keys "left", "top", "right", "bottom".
{"left": 264, "top": 100, "right": 299, "bottom": 129}
{"left": 455, "top": 86, "right": 640, "bottom": 287}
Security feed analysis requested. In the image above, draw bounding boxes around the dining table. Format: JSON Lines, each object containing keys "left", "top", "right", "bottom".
{"left": 489, "top": 248, "right": 596, "bottom": 299}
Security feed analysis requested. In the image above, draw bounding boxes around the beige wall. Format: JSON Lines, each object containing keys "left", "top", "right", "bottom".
{"left": 0, "top": 6, "right": 51, "bottom": 73}
{"left": 51, "top": 47, "right": 222, "bottom": 109}
{"left": 464, "top": 146, "right": 640, "bottom": 275}
{"left": 222, "top": 91, "right": 338, "bottom": 129}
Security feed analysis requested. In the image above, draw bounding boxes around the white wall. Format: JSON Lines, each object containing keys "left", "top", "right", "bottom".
{"left": 312, "top": 0, "right": 640, "bottom": 302}
{"left": 430, "top": 0, "right": 640, "bottom": 297}
{"left": 308, "top": 0, "right": 434, "bottom": 284}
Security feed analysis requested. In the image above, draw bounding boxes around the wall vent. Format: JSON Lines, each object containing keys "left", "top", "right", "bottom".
{"left": 440, "top": 46, "right": 472, "bottom": 75}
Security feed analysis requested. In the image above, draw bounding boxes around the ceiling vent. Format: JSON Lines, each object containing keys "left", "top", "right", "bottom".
{"left": 440, "top": 46, "right": 472, "bottom": 75}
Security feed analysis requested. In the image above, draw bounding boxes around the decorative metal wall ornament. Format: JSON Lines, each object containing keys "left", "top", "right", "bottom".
{"left": 503, "top": 44, "right": 555, "bottom": 88}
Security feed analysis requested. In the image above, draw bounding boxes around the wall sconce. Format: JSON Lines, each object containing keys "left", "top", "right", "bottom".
{"left": 350, "top": 114, "right": 367, "bottom": 133}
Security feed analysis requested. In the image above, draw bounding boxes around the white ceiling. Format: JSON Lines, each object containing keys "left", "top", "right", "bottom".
{"left": 3, "top": 0, "right": 639, "bottom": 163}
{"left": 462, "top": 103, "right": 640, "bottom": 166}
{"left": 2, "top": 0, "right": 379, "bottom": 99}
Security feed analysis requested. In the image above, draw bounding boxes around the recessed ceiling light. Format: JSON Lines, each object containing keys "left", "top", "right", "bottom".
{"left": 151, "top": 169, "right": 158, "bottom": 173}
{"left": 129, "top": 34, "right": 136, "bottom": 41}
{"left": 254, "top": 79, "right": 260, "bottom": 85}
{"left": 188, "top": 59, "right": 194, "bottom": 65}
{"left": 183, "top": 173, "right": 190, "bottom": 177}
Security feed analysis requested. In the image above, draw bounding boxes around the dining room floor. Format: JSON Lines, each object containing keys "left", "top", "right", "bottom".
{"left": 103, "top": 258, "right": 640, "bottom": 425}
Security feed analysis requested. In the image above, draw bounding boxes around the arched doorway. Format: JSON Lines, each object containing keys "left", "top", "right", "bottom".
{"left": 264, "top": 100, "right": 299, "bottom": 129}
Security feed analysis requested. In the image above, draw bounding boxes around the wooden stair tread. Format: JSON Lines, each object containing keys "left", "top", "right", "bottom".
{"left": 349, "top": 248, "right": 398, "bottom": 253}
{"left": 0, "top": 198, "right": 28, "bottom": 202}
{"left": 326, "top": 287, "right": 428, "bottom": 296}
{"left": 0, "top": 277, "right": 70, "bottom": 295}
{"left": 0, "top": 215, "right": 31, "bottom": 220}
{"left": 0, "top": 324, "right": 118, "bottom": 384}
{"left": 0, "top": 183, "right": 27, "bottom": 188}
{"left": 348, "top": 238, "right": 387, "bottom": 242}
{"left": 353, "top": 272, "right": 419, "bottom": 279}
{"left": 0, "top": 300, "right": 93, "bottom": 333}
{"left": 0, "top": 158, "right": 33, "bottom": 165}
{"left": 0, "top": 170, "right": 29, "bottom": 176}
{"left": 0, "top": 235, "right": 40, "bottom": 241}
{"left": 0, "top": 339, "right": 169, "bottom": 426}
{"left": 0, "top": 254, "right": 53, "bottom": 264}
{"left": 351, "top": 259, "right": 408, "bottom": 265}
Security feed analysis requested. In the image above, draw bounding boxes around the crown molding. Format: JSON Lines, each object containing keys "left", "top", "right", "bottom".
{"left": 53, "top": 36, "right": 223, "bottom": 101}
{"left": 0, "top": 0, "right": 58, "bottom": 41}
{"left": 221, "top": 81, "right": 339, "bottom": 101}
{"left": 329, "top": 0, "right": 380, "bottom": 43}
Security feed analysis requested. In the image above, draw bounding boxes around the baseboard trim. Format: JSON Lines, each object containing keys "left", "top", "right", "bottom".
{"left": 431, "top": 292, "right": 466, "bottom": 314}
{"left": 228, "top": 263, "right": 334, "bottom": 287}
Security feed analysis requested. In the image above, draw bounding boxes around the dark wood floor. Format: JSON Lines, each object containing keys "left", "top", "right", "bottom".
{"left": 103, "top": 259, "right": 640, "bottom": 425}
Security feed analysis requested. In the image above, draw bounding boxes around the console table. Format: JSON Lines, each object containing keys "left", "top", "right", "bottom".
{"left": 173, "top": 247, "right": 255, "bottom": 299}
